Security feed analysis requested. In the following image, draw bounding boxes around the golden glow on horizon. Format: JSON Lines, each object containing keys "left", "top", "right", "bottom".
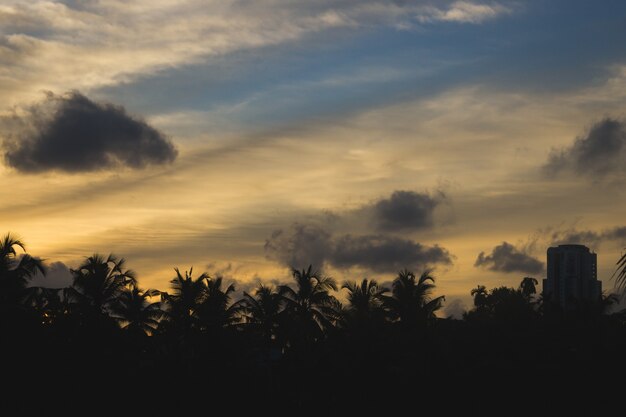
{"left": 2, "top": 1, "right": 626, "bottom": 310}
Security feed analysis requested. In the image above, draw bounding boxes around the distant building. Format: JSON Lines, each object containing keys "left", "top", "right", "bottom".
{"left": 543, "top": 244, "right": 602, "bottom": 310}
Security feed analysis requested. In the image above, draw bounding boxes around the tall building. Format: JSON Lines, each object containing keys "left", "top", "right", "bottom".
{"left": 543, "top": 244, "right": 601, "bottom": 310}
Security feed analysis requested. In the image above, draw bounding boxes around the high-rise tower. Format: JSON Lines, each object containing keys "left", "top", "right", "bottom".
{"left": 543, "top": 244, "right": 601, "bottom": 309}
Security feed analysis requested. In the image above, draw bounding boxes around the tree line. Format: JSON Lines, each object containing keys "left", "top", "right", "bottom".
{"left": 1, "top": 233, "right": 447, "bottom": 339}
{"left": 2, "top": 232, "right": 626, "bottom": 413}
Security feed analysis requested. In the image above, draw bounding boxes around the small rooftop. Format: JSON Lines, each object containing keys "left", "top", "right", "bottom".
{"left": 548, "top": 244, "right": 593, "bottom": 253}
{"left": 556, "top": 244, "right": 588, "bottom": 249}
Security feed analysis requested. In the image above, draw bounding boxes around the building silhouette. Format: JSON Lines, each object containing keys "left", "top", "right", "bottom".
{"left": 543, "top": 244, "right": 601, "bottom": 309}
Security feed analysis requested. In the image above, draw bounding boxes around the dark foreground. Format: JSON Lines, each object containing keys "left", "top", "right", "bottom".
{"left": 4, "top": 310, "right": 626, "bottom": 414}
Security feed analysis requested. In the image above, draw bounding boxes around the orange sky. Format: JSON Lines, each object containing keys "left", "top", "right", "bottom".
{"left": 2, "top": 1, "right": 626, "bottom": 313}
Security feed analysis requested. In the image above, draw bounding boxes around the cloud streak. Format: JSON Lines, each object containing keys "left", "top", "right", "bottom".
{"left": 0, "top": 1, "right": 511, "bottom": 105}
{"left": 2, "top": 91, "right": 177, "bottom": 173}
{"left": 548, "top": 225, "right": 626, "bottom": 247}
{"left": 420, "top": 1, "right": 509, "bottom": 24}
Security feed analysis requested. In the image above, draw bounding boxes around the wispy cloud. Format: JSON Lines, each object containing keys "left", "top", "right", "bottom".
{"left": 0, "top": 1, "right": 513, "bottom": 106}
{"left": 547, "top": 225, "right": 626, "bottom": 248}
{"left": 415, "top": 1, "right": 510, "bottom": 24}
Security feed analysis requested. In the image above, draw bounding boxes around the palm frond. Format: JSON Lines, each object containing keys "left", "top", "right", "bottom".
{"left": 612, "top": 251, "right": 626, "bottom": 292}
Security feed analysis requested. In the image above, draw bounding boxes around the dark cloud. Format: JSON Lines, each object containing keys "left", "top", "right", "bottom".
{"left": 550, "top": 229, "right": 602, "bottom": 247}
{"left": 205, "top": 261, "right": 237, "bottom": 279}
{"left": 28, "top": 261, "right": 73, "bottom": 288}
{"left": 331, "top": 234, "right": 452, "bottom": 273}
{"left": 475, "top": 242, "right": 543, "bottom": 275}
{"left": 605, "top": 227, "right": 626, "bottom": 241}
{"left": 234, "top": 277, "right": 285, "bottom": 299}
{"left": 2, "top": 91, "right": 177, "bottom": 173}
{"left": 544, "top": 118, "right": 626, "bottom": 179}
{"left": 276, "top": 190, "right": 448, "bottom": 236}
{"left": 549, "top": 226, "right": 626, "bottom": 247}
{"left": 264, "top": 223, "right": 332, "bottom": 270}
{"left": 265, "top": 223, "right": 453, "bottom": 273}
{"left": 373, "top": 190, "right": 444, "bottom": 231}
{"left": 443, "top": 298, "right": 466, "bottom": 320}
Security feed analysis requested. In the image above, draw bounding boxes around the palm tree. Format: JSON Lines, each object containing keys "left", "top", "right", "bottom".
{"left": 162, "top": 267, "right": 209, "bottom": 332}
{"left": 22, "top": 287, "right": 64, "bottom": 325}
{"left": 342, "top": 278, "right": 389, "bottom": 322}
{"left": 66, "top": 253, "right": 136, "bottom": 317}
{"left": 487, "top": 286, "right": 534, "bottom": 321}
{"left": 384, "top": 269, "right": 445, "bottom": 327}
{"left": 613, "top": 249, "right": 626, "bottom": 293}
{"left": 279, "top": 265, "right": 340, "bottom": 343}
{"left": 110, "top": 286, "right": 163, "bottom": 336}
{"left": 0, "top": 233, "right": 45, "bottom": 306}
{"left": 599, "top": 292, "right": 620, "bottom": 315}
{"left": 195, "top": 276, "right": 239, "bottom": 330}
{"left": 239, "top": 284, "right": 283, "bottom": 344}
{"left": 519, "top": 277, "right": 539, "bottom": 300}
{"left": 470, "top": 285, "right": 488, "bottom": 309}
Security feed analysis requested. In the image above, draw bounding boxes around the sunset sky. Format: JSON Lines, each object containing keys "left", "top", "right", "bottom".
{"left": 2, "top": 0, "right": 626, "bottom": 313}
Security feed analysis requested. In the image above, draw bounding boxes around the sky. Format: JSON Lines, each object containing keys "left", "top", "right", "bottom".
{"left": 2, "top": 0, "right": 626, "bottom": 313}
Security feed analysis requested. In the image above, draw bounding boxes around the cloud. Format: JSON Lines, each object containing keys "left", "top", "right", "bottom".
{"left": 331, "top": 234, "right": 452, "bottom": 273}
{"left": 265, "top": 223, "right": 452, "bottom": 273}
{"left": 2, "top": 91, "right": 177, "bottom": 173}
{"left": 373, "top": 190, "right": 444, "bottom": 231}
{"left": 422, "top": 1, "right": 509, "bottom": 24}
{"left": 264, "top": 223, "right": 333, "bottom": 270}
{"left": 475, "top": 242, "right": 544, "bottom": 275}
{"left": 305, "top": 189, "right": 447, "bottom": 234}
{"left": 544, "top": 118, "right": 626, "bottom": 180}
{"left": 234, "top": 276, "right": 285, "bottom": 299}
{"left": 0, "top": 1, "right": 512, "bottom": 106}
{"left": 548, "top": 226, "right": 626, "bottom": 247}
{"left": 604, "top": 227, "right": 626, "bottom": 241}
{"left": 443, "top": 298, "right": 466, "bottom": 319}
{"left": 29, "top": 260, "right": 73, "bottom": 289}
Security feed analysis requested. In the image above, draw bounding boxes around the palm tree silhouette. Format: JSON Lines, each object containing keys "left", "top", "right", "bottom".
{"left": 66, "top": 253, "right": 136, "bottom": 318}
{"left": 519, "top": 277, "right": 538, "bottom": 300}
{"left": 470, "top": 285, "right": 488, "bottom": 309}
{"left": 0, "top": 233, "right": 45, "bottom": 306}
{"left": 110, "top": 286, "right": 163, "bottom": 336}
{"left": 279, "top": 265, "right": 340, "bottom": 344}
{"left": 195, "top": 276, "right": 239, "bottom": 330}
{"left": 612, "top": 249, "right": 626, "bottom": 293}
{"left": 384, "top": 269, "right": 445, "bottom": 327}
{"left": 162, "top": 267, "right": 209, "bottom": 333}
{"left": 239, "top": 284, "right": 283, "bottom": 344}
{"left": 599, "top": 292, "right": 620, "bottom": 314}
{"left": 342, "top": 278, "right": 389, "bottom": 323}
{"left": 22, "top": 287, "right": 64, "bottom": 324}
